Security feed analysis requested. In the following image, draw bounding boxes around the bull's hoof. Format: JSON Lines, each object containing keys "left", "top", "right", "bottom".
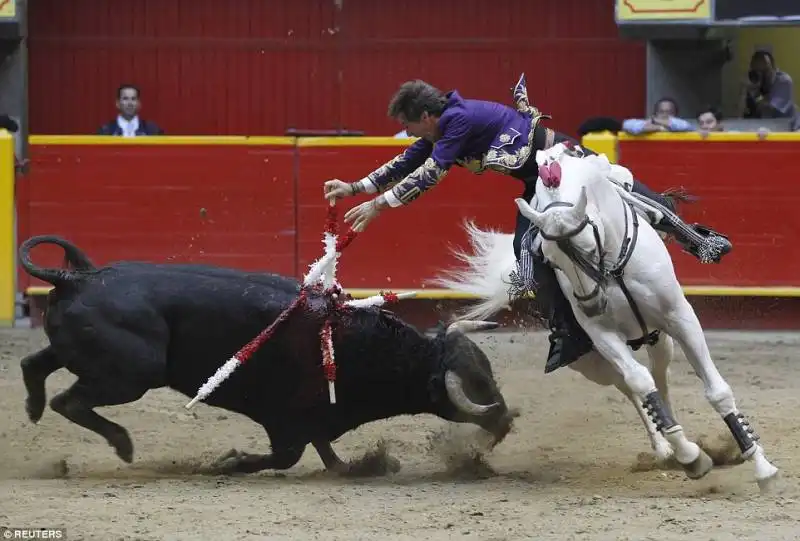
{"left": 680, "top": 449, "right": 713, "bottom": 480}
{"left": 337, "top": 454, "right": 402, "bottom": 478}
{"left": 108, "top": 428, "right": 134, "bottom": 463}
{"left": 25, "top": 395, "right": 46, "bottom": 423}
{"left": 210, "top": 449, "right": 247, "bottom": 475}
{"left": 209, "top": 449, "right": 270, "bottom": 475}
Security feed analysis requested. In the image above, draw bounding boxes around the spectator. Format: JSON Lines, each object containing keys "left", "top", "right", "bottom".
{"left": 697, "top": 106, "right": 724, "bottom": 133}
{"left": 97, "top": 84, "right": 163, "bottom": 136}
{"left": 622, "top": 97, "right": 693, "bottom": 135}
{"left": 697, "top": 104, "right": 769, "bottom": 140}
{"left": 741, "top": 50, "right": 800, "bottom": 132}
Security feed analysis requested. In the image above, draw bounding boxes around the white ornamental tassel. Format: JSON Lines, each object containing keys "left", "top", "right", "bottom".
{"left": 320, "top": 229, "right": 339, "bottom": 289}
{"left": 185, "top": 356, "right": 241, "bottom": 409}
{"left": 303, "top": 250, "right": 337, "bottom": 287}
{"left": 344, "top": 291, "right": 418, "bottom": 309}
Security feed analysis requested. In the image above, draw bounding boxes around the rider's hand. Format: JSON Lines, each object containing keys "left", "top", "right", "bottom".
{"left": 323, "top": 179, "right": 355, "bottom": 202}
{"left": 344, "top": 199, "right": 381, "bottom": 232}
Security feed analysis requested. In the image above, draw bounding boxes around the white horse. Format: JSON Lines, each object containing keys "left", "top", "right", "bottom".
{"left": 433, "top": 143, "right": 779, "bottom": 491}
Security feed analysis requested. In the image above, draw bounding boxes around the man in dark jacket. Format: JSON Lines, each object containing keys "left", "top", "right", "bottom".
{"left": 97, "top": 84, "right": 163, "bottom": 136}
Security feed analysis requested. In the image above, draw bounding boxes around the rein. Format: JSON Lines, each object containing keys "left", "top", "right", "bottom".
{"left": 537, "top": 195, "right": 659, "bottom": 350}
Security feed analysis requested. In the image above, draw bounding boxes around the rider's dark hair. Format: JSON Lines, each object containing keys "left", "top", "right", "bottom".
{"left": 387, "top": 80, "right": 447, "bottom": 122}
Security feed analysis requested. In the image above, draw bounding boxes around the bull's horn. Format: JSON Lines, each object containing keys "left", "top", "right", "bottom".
{"left": 444, "top": 370, "right": 498, "bottom": 416}
{"left": 445, "top": 320, "right": 500, "bottom": 335}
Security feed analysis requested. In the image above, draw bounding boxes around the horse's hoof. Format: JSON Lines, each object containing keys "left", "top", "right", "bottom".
{"left": 652, "top": 439, "right": 674, "bottom": 462}
{"left": 681, "top": 449, "right": 713, "bottom": 480}
{"left": 757, "top": 471, "right": 779, "bottom": 494}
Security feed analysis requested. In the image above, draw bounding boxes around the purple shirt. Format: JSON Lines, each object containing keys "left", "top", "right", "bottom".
{"left": 361, "top": 91, "right": 538, "bottom": 207}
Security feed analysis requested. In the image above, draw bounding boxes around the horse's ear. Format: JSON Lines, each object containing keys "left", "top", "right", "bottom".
{"left": 515, "top": 198, "right": 543, "bottom": 227}
{"left": 574, "top": 185, "right": 588, "bottom": 217}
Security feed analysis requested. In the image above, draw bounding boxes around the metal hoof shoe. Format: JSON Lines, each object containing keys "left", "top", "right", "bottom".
{"left": 681, "top": 449, "right": 714, "bottom": 480}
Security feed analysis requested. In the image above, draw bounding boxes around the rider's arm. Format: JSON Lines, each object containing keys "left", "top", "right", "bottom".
{"left": 352, "top": 138, "right": 433, "bottom": 194}
{"left": 374, "top": 111, "right": 470, "bottom": 208}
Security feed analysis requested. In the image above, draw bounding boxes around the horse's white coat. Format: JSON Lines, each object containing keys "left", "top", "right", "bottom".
{"left": 432, "top": 144, "right": 779, "bottom": 491}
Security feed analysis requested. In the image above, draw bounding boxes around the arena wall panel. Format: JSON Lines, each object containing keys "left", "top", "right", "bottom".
{"left": 294, "top": 138, "right": 522, "bottom": 289}
{"left": 17, "top": 137, "right": 297, "bottom": 290}
{"left": 617, "top": 132, "right": 800, "bottom": 288}
{"left": 14, "top": 134, "right": 800, "bottom": 299}
{"left": 27, "top": 0, "right": 645, "bottom": 137}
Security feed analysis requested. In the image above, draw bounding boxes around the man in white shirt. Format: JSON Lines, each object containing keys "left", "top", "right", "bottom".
{"left": 97, "top": 84, "right": 163, "bottom": 136}
{"left": 622, "top": 97, "right": 693, "bottom": 135}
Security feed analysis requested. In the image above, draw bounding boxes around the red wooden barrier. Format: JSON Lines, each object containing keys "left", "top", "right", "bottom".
{"left": 17, "top": 138, "right": 297, "bottom": 290}
{"left": 618, "top": 135, "right": 800, "bottom": 287}
{"left": 17, "top": 134, "right": 800, "bottom": 293}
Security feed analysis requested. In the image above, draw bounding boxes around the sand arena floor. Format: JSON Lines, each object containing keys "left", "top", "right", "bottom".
{"left": 1, "top": 327, "right": 798, "bottom": 541}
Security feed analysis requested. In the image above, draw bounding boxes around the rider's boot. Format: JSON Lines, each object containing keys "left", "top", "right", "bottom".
{"left": 530, "top": 252, "right": 594, "bottom": 374}
{"left": 631, "top": 188, "right": 732, "bottom": 264}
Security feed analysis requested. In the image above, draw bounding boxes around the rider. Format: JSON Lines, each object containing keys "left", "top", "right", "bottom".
{"left": 323, "top": 75, "right": 732, "bottom": 374}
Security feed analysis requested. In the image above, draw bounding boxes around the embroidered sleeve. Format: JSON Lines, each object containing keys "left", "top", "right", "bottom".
{"left": 355, "top": 139, "right": 433, "bottom": 194}
{"left": 382, "top": 112, "right": 470, "bottom": 207}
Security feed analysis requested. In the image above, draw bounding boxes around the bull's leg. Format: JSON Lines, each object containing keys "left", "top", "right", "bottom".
{"left": 582, "top": 322, "right": 713, "bottom": 480}
{"left": 570, "top": 352, "right": 672, "bottom": 460}
{"left": 665, "top": 299, "right": 779, "bottom": 492}
{"left": 313, "top": 440, "right": 347, "bottom": 471}
{"left": 213, "top": 444, "right": 307, "bottom": 474}
{"left": 21, "top": 346, "right": 63, "bottom": 423}
{"left": 49, "top": 380, "right": 148, "bottom": 463}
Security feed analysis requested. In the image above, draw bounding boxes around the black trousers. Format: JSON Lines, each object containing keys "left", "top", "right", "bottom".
{"left": 511, "top": 131, "right": 670, "bottom": 332}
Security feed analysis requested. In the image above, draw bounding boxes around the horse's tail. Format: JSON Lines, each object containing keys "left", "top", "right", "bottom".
{"left": 428, "top": 220, "right": 518, "bottom": 321}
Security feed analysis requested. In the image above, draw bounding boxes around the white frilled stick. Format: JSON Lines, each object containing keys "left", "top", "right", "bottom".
{"left": 343, "top": 291, "right": 418, "bottom": 309}
{"left": 185, "top": 355, "right": 241, "bottom": 409}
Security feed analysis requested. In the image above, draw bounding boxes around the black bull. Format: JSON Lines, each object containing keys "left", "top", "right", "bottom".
{"left": 18, "top": 235, "right": 517, "bottom": 474}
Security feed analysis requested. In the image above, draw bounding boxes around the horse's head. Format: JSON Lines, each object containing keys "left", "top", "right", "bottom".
{"left": 516, "top": 143, "right": 610, "bottom": 317}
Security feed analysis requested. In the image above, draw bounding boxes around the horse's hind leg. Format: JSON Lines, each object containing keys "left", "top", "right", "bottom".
{"left": 666, "top": 299, "right": 779, "bottom": 492}
{"left": 570, "top": 352, "right": 672, "bottom": 460}
{"left": 583, "top": 323, "right": 713, "bottom": 480}
{"left": 21, "top": 346, "right": 63, "bottom": 423}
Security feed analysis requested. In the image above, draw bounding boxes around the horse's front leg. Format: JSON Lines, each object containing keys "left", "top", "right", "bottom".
{"left": 666, "top": 298, "right": 779, "bottom": 492}
{"left": 582, "top": 322, "right": 713, "bottom": 480}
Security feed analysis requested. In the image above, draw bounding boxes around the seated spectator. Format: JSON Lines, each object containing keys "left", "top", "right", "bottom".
{"left": 741, "top": 50, "right": 800, "bottom": 132}
{"left": 97, "top": 84, "right": 163, "bottom": 136}
{"left": 622, "top": 97, "right": 693, "bottom": 135}
{"left": 697, "top": 104, "right": 769, "bottom": 140}
{"left": 697, "top": 106, "right": 724, "bottom": 133}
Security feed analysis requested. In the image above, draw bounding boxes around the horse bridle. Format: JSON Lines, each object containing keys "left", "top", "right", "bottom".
{"left": 534, "top": 196, "right": 660, "bottom": 350}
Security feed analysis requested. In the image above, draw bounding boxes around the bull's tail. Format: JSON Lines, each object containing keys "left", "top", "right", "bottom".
{"left": 18, "top": 235, "right": 96, "bottom": 288}
{"left": 428, "top": 220, "right": 518, "bottom": 321}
